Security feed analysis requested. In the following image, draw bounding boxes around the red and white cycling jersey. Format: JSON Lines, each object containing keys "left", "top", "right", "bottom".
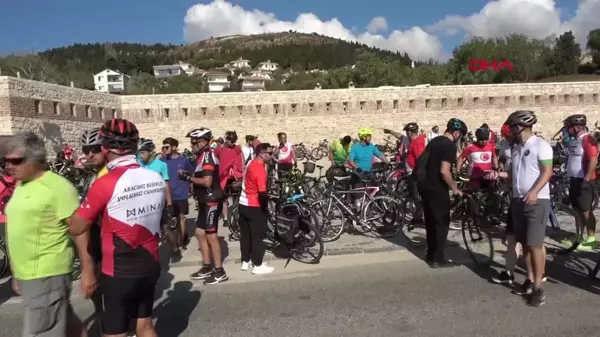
{"left": 566, "top": 133, "right": 598, "bottom": 179}
{"left": 277, "top": 141, "right": 295, "bottom": 164}
{"left": 239, "top": 159, "right": 268, "bottom": 207}
{"left": 77, "top": 155, "right": 165, "bottom": 277}
{"left": 459, "top": 143, "right": 495, "bottom": 178}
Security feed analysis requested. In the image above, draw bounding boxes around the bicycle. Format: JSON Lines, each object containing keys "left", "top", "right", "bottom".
{"left": 453, "top": 191, "right": 495, "bottom": 266}
{"left": 311, "top": 172, "right": 401, "bottom": 242}
{"left": 310, "top": 139, "right": 328, "bottom": 161}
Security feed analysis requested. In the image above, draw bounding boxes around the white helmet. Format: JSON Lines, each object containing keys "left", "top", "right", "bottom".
{"left": 186, "top": 127, "right": 212, "bottom": 140}
{"left": 138, "top": 138, "right": 155, "bottom": 152}
{"left": 80, "top": 128, "right": 102, "bottom": 146}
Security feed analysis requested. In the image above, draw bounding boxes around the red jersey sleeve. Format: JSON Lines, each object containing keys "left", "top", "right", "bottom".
{"left": 583, "top": 135, "right": 598, "bottom": 158}
{"left": 76, "top": 177, "right": 111, "bottom": 222}
{"left": 414, "top": 136, "right": 426, "bottom": 158}
{"left": 459, "top": 146, "right": 471, "bottom": 159}
{"left": 256, "top": 163, "right": 267, "bottom": 192}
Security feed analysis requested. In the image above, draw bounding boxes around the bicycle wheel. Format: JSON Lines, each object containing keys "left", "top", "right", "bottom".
{"left": 288, "top": 221, "right": 324, "bottom": 264}
{"left": 361, "top": 196, "right": 402, "bottom": 238}
{"left": 310, "top": 148, "right": 323, "bottom": 161}
{"left": 544, "top": 202, "right": 584, "bottom": 254}
{"left": 228, "top": 202, "right": 241, "bottom": 241}
{"left": 461, "top": 197, "right": 494, "bottom": 266}
{"left": 399, "top": 199, "right": 427, "bottom": 245}
{"left": 0, "top": 240, "right": 8, "bottom": 278}
{"left": 310, "top": 199, "right": 346, "bottom": 242}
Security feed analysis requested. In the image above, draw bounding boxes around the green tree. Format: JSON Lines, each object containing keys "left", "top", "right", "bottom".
{"left": 552, "top": 31, "right": 581, "bottom": 75}
{"left": 587, "top": 29, "right": 600, "bottom": 51}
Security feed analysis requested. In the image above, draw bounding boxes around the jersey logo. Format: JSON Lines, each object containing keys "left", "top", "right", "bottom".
{"left": 524, "top": 150, "right": 530, "bottom": 156}
{"left": 480, "top": 153, "right": 491, "bottom": 161}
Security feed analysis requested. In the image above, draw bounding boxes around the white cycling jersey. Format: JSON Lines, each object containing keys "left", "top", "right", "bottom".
{"left": 510, "top": 136, "right": 553, "bottom": 199}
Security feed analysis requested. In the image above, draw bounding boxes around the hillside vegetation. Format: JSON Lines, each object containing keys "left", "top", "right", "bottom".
{"left": 0, "top": 29, "right": 598, "bottom": 94}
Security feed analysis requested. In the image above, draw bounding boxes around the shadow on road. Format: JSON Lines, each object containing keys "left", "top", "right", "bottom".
{"left": 154, "top": 281, "right": 201, "bottom": 337}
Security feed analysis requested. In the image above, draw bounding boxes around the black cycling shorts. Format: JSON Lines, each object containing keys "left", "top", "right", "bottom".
{"left": 172, "top": 199, "right": 189, "bottom": 216}
{"left": 100, "top": 272, "right": 159, "bottom": 335}
{"left": 569, "top": 178, "right": 595, "bottom": 212}
{"left": 196, "top": 202, "right": 222, "bottom": 234}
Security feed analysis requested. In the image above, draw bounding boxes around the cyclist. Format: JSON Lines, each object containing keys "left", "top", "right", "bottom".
{"left": 274, "top": 132, "right": 295, "bottom": 179}
{"left": 68, "top": 118, "right": 164, "bottom": 336}
{"left": 179, "top": 127, "right": 228, "bottom": 285}
{"left": 563, "top": 114, "right": 598, "bottom": 250}
{"left": 138, "top": 139, "right": 179, "bottom": 256}
{"left": 457, "top": 127, "right": 498, "bottom": 190}
{"left": 498, "top": 123, "right": 512, "bottom": 170}
{"left": 215, "top": 131, "right": 244, "bottom": 228}
{"left": 348, "top": 128, "right": 390, "bottom": 188}
{"left": 327, "top": 135, "right": 352, "bottom": 181}
{"left": 480, "top": 123, "right": 497, "bottom": 147}
{"left": 241, "top": 135, "right": 256, "bottom": 166}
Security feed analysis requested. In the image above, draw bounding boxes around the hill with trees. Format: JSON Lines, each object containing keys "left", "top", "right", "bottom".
{"left": 0, "top": 30, "right": 598, "bottom": 94}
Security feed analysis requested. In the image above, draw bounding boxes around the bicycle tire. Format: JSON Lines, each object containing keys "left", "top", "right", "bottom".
{"left": 362, "top": 196, "right": 402, "bottom": 238}
{"left": 545, "top": 202, "right": 584, "bottom": 255}
{"left": 310, "top": 147, "right": 323, "bottom": 161}
{"left": 0, "top": 240, "right": 8, "bottom": 278}
{"left": 289, "top": 221, "right": 324, "bottom": 264}
{"left": 228, "top": 203, "right": 241, "bottom": 241}
{"left": 461, "top": 197, "right": 494, "bottom": 266}
{"left": 399, "top": 199, "right": 427, "bottom": 245}
{"left": 310, "top": 199, "right": 346, "bottom": 242}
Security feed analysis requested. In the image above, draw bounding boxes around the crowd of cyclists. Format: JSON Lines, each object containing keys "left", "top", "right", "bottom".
{"left": 2, "top": 107, "right": 600, "bottom": 335}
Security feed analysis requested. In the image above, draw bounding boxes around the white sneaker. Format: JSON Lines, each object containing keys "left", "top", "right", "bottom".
{"left": 252, "top": 264, "right": 275, "bottom": 275}
{"left": 241, "top": 261, "right": 252, "bottom": 271}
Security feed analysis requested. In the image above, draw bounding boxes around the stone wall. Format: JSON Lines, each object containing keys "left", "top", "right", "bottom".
{"left": 0, "top": 76, "right": 120, "bottom": 155}
{"left": 1, "top": 75, "right": 600, "bottom": 152}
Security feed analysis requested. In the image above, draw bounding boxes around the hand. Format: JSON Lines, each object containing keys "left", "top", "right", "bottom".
{"left": 165, "top": 205, "right": 174, "bottom": 218}
{"left": 484, "top": 171, "right": 499, "bottom": 180}
{"left": 178, "top": 170, "right": 191, "bottom": 181}
{"left": 383, "top": 128, "right": 391, "bottom": 134}
{"left": 11, "top": 279, "right": 20, "bottom": 296}
{"left": 80, "top": 268, "right": 98, "bottom": 299}
{"left": 453, "top": 189, "right": 463, "bottom": 197}
{"left": 523, "top": 190, "right": 538, "bottom": 205}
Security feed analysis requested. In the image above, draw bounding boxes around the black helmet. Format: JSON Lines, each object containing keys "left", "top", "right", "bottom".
{"left": 505, "top": 110, "right": 537, "bottom": 127}
{"left": 475, "top": 128, "right": 490, "bottom": 141}
{"left": 446, "top": 118, "right": 468, "bottom": 135}
{"left": 403, "top": 122, "right": 419, "bottom": 133}
{"left": 100, "top": 118, "right": 140, "bottom": 153}
{"left": 564, "top": 114, "right": 587, "bottom": 127}
{"left": 225, "top": 131, "right": 238, "bottom": 142}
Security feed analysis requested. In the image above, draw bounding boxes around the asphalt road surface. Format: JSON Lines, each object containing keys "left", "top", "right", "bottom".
{"left": 0, "top": 251, "right": 599, "bottom": 337}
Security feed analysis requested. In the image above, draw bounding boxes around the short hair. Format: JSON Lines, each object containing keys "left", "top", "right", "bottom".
{"left": 4, "top": 132, "right": 47, "bottom": 168}
{"left": 342, "top": 136, "right": 352, "bottom": 144}
{"left": 277, "top": 132, "right": 286, "bottom": 138}
{"left": 245, "top": 135, "right": 256, "bottom": 142}
{"left": 162, "top": 137, "right": 178, "bottom": 147}
{"left": 255, "top": 143, "right": 272, "bottom": 155}
{"left": 481, "top": 123, "right": 489, "bottom": 129}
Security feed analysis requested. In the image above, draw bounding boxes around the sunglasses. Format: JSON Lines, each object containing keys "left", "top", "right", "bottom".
{"left": 4, "top": 157, "right": 26, "bottom": 165}
{"left": 82, "top": 145, "right": 102, "bottom": 155}
{"left": 162, "top": 145, "right": 170, "bottom": 150}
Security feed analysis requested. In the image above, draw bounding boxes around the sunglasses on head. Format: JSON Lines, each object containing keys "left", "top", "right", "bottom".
{"left": 82, "top": 145, "right": 102, "bottom": 155}
{"left": 4, "top": 157, "right": 26, "bottom": 165}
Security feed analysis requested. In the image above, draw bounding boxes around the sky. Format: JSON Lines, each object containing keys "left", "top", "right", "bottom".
{"left": 0, "top": 0, "right": 599, "bottom": 61}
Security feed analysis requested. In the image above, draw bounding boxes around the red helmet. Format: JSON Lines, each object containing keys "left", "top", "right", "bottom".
{"left": 99, "top": 118, "right": 140, "bottom": 153}
{"left": 500, "top": 123, "right": 511, "bottom": 138}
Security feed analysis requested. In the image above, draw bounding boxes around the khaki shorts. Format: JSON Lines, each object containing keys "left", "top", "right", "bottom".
{"left": 19, "top": 274, "right": 74, "bottom": 337}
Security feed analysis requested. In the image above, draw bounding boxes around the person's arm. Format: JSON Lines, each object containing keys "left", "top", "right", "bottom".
{"left": 583, "top": 135, "right": 598, "bottom": 181}
{"left": 373, "top": 144, "right": 389, "bottom": 164}
{"left": 525, "top": 142, "right": 553, "bottom": 199}
{"left": 456, "top": 147, "right": 470, "bottom": 172}
{"left": 492, "top": 150, "right": 499, "bottom": 170}
{"left": 67, "top": 179, "right": 109, "bottom": 235}
{"left": 383, "top": 129, "right": 403, "bottom": 140}
{"left": 328, "top": 144, "right": 335, "bottom": 164}
{"left": 440, "top": 143, "right": 461, "bottom": 194}
{"left": 189, "top": 154, "right": 215, "bottom": 188}
{"left": 348, "top": 144, "right": 358, "bottom": 169}
{"left": 551, "top": 128, "right": 563, "bottom": 140}
{"left": 257, "top": 165, "right": 269, "bottom": 213}
{"left": 161, "top": 163, "right": 172, "bottom": 205}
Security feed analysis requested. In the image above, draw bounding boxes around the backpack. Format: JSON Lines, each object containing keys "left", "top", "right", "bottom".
{"left": 412, "top": 143, "right": 431, "bottom": 183}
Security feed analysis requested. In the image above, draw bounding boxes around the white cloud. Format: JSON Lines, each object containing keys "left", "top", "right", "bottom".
{"left": 367, "top": 17, "right": 388, "bottom": 34}
{"left": 428, "top": 0, "right": 600, "bottom": 49}
{"left": 182, "top": 0, "right": 600, "bottom": 63}
{"left": 183, "top": 0, "right": 444, "bottom": 61}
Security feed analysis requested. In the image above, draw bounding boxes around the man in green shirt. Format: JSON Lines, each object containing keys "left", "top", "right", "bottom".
{"left": 4, "top": 132, "right": 86, "bottom": 337}
{"left": 329, "top": 135, "right": 352, "bottom": 166}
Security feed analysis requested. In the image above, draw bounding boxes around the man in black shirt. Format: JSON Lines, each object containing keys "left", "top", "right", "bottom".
{"left": 417, "top": 118, "right": 468, "bottom": 268}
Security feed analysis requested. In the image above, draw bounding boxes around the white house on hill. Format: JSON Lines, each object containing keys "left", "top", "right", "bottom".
{"left": 94, "top": 69, "right": 130, "bottom": 94}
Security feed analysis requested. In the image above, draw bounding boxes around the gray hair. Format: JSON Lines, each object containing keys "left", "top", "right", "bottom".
{"left": 4, "top": 132, "right": 47, "bottom": 167}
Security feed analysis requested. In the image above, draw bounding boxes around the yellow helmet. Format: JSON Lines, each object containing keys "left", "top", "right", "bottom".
{"left": 358, "top": 128, "right": 373, "bottom": 138}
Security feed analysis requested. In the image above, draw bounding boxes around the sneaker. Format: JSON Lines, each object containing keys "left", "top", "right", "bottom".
{"left": 241, "top": 261, "right": 253, "bottom": 271}
{"left": 449, "top": 222, "right": 462, "bottom": 230}
{"left": 204, "top": 269, "right": 228, "bottom": 285}
{"left": 528, "top": 287, "right": 546, "bottom": 307}
{"left": 190, "top": 265, "right": 213, "bottom": 280}
{"left": 512, "top": 279, "right": 534, "bottom": 295}
{"left": 252, "top": 264, "right": 275, "bottom": 275}
{"left": 577, "top": 237, "right": 597, "bottom": 251}
{"left": 542, "top": 273, "right": 547, "bottom": 282}
{"left": 491, "top": 270, "right": 514, "bottom": 285}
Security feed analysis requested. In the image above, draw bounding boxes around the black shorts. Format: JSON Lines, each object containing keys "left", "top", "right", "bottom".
{"left": 569, "top": 178, "right": 595, "bottom": 212}
{"left": 172, "top": 199, "right": 189, "bottom": 216}
{"left": 196, "top": 201, "right": 222, "bottom": 234}
{"left": 100, "top": 272, "right": 159, "bottom": 335}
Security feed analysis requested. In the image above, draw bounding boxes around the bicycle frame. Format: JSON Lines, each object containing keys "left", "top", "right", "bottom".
{"left": 324, "top": 185, "right": 381, "bottom": 224}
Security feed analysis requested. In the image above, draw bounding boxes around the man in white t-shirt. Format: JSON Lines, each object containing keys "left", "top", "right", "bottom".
{"left": 242, "top": 135, "right": 256, "bottom": 168}
{"left": 427, "top": 125, "right": 439, "bottom": 143}
{"left": 486, "top": 110, "right": 552, "bottom": 307}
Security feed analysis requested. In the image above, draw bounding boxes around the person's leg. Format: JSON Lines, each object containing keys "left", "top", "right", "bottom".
{"left": 575, "top": 179, "right": 597, "bottom": 249}
{"left": 524, "top": 199, "right": 550, "bottom": 306}
{"left": 204, "top": 202, "right": 228, "bottom": 285}
{"left": 248, "top": 207, "right": 268, "bottom": 267}
{"left": 134, "top": 273, "right": 159, "bottom": 337}
{"left": 493, "top": 200, "right": 520, "bottom": 284}
{"left": 100, "top": 274, "right": 135, "bottom": 337}
{"left": 238, "top": 205, "right": 252, "bottom": 264}
{"left": 191, "top": 202, "right": 214, "bottom": 280}
{"left": 420, "top": 191, "right": 437, "bottom": 262}
{"left": 433, "top": 191, "right": 452, "bottom": 262}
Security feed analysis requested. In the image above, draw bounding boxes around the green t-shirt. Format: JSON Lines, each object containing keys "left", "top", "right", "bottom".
{"left": 6, "top": 171, "right": 79, "bottom": 280}
{"left": 330, "top": 139, "right": 352, "bottom": 166}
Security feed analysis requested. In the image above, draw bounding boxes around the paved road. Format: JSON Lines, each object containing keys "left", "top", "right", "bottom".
{"left": 1, "top": 250, "right": 599, "bottom": 337}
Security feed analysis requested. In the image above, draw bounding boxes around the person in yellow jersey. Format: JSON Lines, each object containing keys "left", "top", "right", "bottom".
{"left": 4, "top": 132, "right": 87, "bottom": 337}
{"left": 326, "top": 135, "right": 352, "bottom": 182}
{"left": 77, "top": 127, "right": 108, "bottom": 332}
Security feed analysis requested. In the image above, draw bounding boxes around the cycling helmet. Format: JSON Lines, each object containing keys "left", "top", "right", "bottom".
{"left": 138, "top": 138, "right": 155, "bottom": 152}
{"left": 475, "top": 128, "right": 490, "bottom": 141}
{"left": 186, "top": 127, "right": 212, "bottom": 140}
{"left": 80, "top": 128, "right": 102, "bottom": 146}
{"left": 358, "top": 128, "right": 373, "bottom": 138}
{"left": 564, "top": 114, "right": 587, "bottom": 127}
{"left": 225, "top": 131, "right": 238, "bottom": 142}
{"left": 403, "top": 122, "right": 419, "bottom": 133}
{"left": 446, "top": 118, "right": 468, "bottom": 135}
{"left": 99, "top": 118, "right": 140, "bottom": 152}
{"left": 500, "top": 124, "right": 511, "bottom": 138}
{"left": 505, "top": 110, "right": 537, "bottom": 127}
